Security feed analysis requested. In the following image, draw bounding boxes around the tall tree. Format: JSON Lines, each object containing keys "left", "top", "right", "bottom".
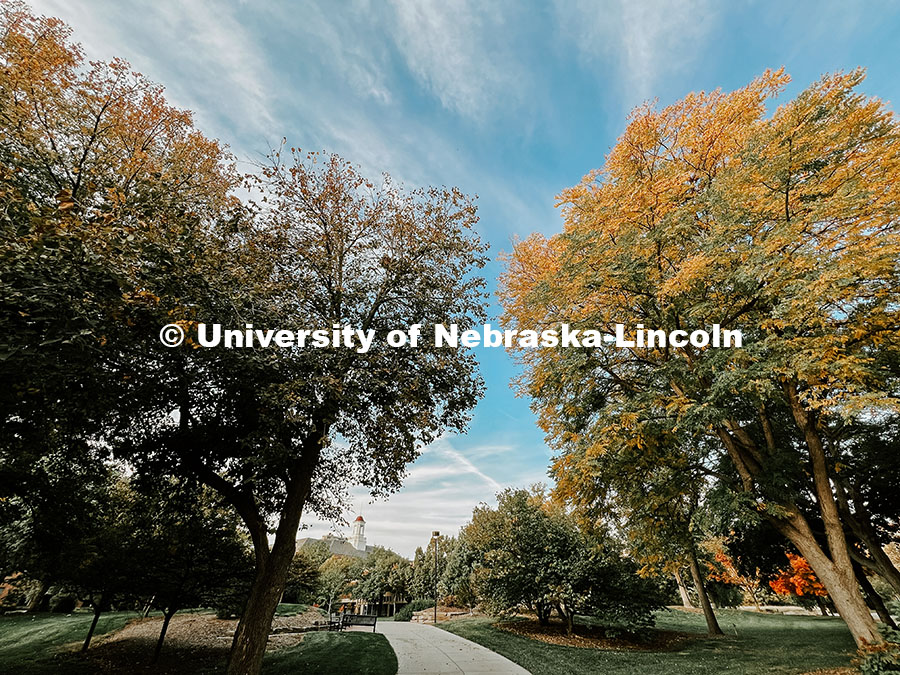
{"left": 501, "top": 69, "right": 900, "bottom": 646}
{"left": 1, "top": 7, "right": 488, "bottom": 674}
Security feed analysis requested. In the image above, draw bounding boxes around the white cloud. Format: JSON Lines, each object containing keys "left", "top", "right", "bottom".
{"left": 299, "top": 436, "right": 544, "bottom": 557}
{"left": 31, "top": 0, "right": 280, "bottom": 148}
{"left": 387, "top": 0, "right": 529, "bottom": 120}
{"left": 556, "top": 0, "right": 717, "bottom": 104}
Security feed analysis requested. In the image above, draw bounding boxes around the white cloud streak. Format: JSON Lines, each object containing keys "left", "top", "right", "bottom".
{"left": 387, "top": 0, "right": 530, "bottom": 120}
{"left": 556, "top": 0, "right": 717, "bottom": 104}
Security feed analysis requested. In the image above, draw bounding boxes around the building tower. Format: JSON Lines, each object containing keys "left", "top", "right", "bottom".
{"left": 350, "top": 515, "right": 366, "bottom": 551}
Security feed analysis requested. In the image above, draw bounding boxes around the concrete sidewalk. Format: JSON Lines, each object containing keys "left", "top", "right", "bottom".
{"left": 376, "top": 621, "right": 529, "bottom": 674}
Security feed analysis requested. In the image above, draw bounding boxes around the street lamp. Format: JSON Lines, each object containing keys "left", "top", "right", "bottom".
{"left": 432, "top": 530, "right": 440, "bottom": 624}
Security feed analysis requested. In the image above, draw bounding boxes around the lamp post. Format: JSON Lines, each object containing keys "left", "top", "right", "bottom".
{"left": 432, "top": 530, "right": 440, "bottom": 624}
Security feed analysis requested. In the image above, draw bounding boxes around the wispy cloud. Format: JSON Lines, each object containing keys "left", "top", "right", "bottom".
{"left": 387, "top": 0, "right": 530, "bottom": 120}
{"left": 300, "top": 435, "right": 543, "bottom": 556}
{"left": 31, "top": 0, "right": 280, "bottom": 147}
{"left": 556, "top": 0, "right": 718, "bottom": 104}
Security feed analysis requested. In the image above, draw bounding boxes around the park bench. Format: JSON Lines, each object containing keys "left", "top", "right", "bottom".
{"left": 341, "top": 613, "right": 377, "bottom": 632}
{"left": 326, "top": 613, "right": 343, "bottom": 631}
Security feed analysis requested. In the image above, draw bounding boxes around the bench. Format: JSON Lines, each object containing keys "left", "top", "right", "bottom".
{"left": 327, "top": 614, "right": 343, "bottom": 631}
{"left": 341, "top": 613, "right": 377, "bottom": 632}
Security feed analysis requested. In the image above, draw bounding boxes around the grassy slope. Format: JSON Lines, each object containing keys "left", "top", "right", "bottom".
{"left": 440, "top": 608, "right": 857, "bottom": 675}
{"left": 264, "top": 631, "right": 397, "bottom": 675}
{"left": 0, "top": 610, "right": 139, "bottom": 674}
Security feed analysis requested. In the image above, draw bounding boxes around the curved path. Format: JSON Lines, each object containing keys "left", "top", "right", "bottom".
{"left": 374, "top": 621, "right": 529, "bottom": 674}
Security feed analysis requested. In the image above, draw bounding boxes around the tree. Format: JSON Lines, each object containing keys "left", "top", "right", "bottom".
{"left": 770, "top": 553, "right": 832, "bottom": 616}
{"left": 501, "top": 68, "right": 900, "bottom": 646}
{"left": 703, "top": 539, "right": 764, "bottom": 611}
{"left": 317, "top": 556, "right": 354, "bottom": 616}
{"left": 0, "top": 7, "right": 488, "bottom": 674}
{"left": 550, "top": 419, "right": 724, "bottom": 634}
{"left": 410, "top": 535, "right": 450, "bottom": 603}
{"left": 464, "top": 488, "right": 661, "bottom": 634}
{"left": 440, "top": 536, "right": 478, "bottom": 609}
{"left": 127, "top": 479, "right": 254, "bottom": 662}
{"left": 282, "top": 550, "right": 321, "bottom": 605}
{"left": 297, "top": 539, "right": 332, "bottom": 568}
{"left": 164, "top": 151, "right": 486, "bottom": 675}
{"left": 55, "top": 476, "right": 140, "bottom": 652}
{"left": 353, "top": 547, "right": 409, "bottom": 615}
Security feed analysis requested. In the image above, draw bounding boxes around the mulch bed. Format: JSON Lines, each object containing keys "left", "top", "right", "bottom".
{"left": 496, "top": 617, "right": 696, "bottom": 651}
{"left": 62, "top": 608, "right": 325, "bottom": 674}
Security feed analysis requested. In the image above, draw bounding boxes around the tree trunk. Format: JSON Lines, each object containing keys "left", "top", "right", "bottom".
{"left": 674, "top": 569, "right": 693, "bottom": 607}
{"left": 744, "top": 582, "right": 762, "bottom": 612}
{"left": 688, "top": 546, "right": 722, "bottom": 635}
{"left": 82, "top": 598, "right": 103, "bottom": 652}
{"left": 227, "top": 547, "right": 294, "bottom": 674}
{"left": 556, "top": 603, "right": 575, "bottom": 635}
{"left": 226, "top": 444, "right": 321, "bottom": 675}
{"left": 153, "top": 607, "right": 178, "bottom": 663}
{"left": 26, "top": 580, "right": 46, "bottom": 612}
{"left": 768, "top": 506, "right": 881, "bottom": 646}
{"left": 856, "top": 567, "right": 896, "bottom": 629}
{"left": 717, "top": 392, "right": 884, "bottom": 648}
{"left": 836, "top": 481, "right": 900, "bottom": 596}
{"left": 782, "top": 384, "right": 883, "bottom": 646}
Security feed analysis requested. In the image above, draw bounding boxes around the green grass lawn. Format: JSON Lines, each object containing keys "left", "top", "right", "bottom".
{"left": 0, "top": 608, "right": 396, "bottom": 675}
{"left": 264, "top": 631, "right": 397, "bottom": 675}
{"left": 274, "top": 602, "right": 323, "bottom": 616}
{"left": 0, "top": 610, "right": 140, "bottom": 674}
{"left": 439, "top": 608, "right": 857, "bottom": 675}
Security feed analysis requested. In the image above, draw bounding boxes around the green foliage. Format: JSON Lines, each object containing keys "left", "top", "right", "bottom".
{"left": 127, "top": 478, "right": 255, "bottom": 617}
{"left": 351, "top": 547, "right": 410, "bottom": 611}
{"left": 857, "top": 627, "right": 900, "bottom": 674}
{"left": 282, "top": 551, "right": 321, "bottom": 605}
{"left": 393, "top": 598, "right": 434, "bottom": 622}
{"left": 705, "top": 581, "right": 744, "bottom": 609}
{"left": 316, "top": 556, "right": 355, "bottom": 615}
{"left": 440, "top": 537, "right": 478, "bottom": 608}
{"left": 464, "top": 487, "right": 662, "bottom": 633}
{"left": 298, "top": 540, "right": 332, "bottom": 568}
{"left": 47, "top": 594, "right": 76, "bottom": 614}
{"left": 410, "top": 536, "right": 451, "bottom": 601}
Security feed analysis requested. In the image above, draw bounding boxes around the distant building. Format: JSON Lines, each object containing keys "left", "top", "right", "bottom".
{"left": 349, "top": 515, "right": 367, "bottom": 551}
{"left": 296, "top": 514, "right": 374, "bottom": 559}
{"left": 295, "top": 515, "right": 412, "bottom": 617}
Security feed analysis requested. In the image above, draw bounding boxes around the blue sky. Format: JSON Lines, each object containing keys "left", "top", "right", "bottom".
{"left": 33, "top": 0, "right": 900, "bottom": 556}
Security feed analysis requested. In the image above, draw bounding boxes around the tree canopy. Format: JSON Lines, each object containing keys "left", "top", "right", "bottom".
{"left": 501, "top": 68, "right": 900, "bottom": 646}
{"left": 0, "top": 5, "right": 488, "bottom": 673}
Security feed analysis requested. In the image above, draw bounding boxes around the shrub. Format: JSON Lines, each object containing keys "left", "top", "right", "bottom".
{"left": 855, "top": 626, "right": 900, "bottom": 674}
{"left": 706, "top": 581, "right": 744, "bottom": 608}
{"left": 394, "top": 599, "right": 434, "bottom": 621}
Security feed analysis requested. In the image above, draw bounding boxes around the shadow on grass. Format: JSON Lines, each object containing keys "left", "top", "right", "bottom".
{"left": 0, "top": 610, "right": 140, "bottom": 675}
